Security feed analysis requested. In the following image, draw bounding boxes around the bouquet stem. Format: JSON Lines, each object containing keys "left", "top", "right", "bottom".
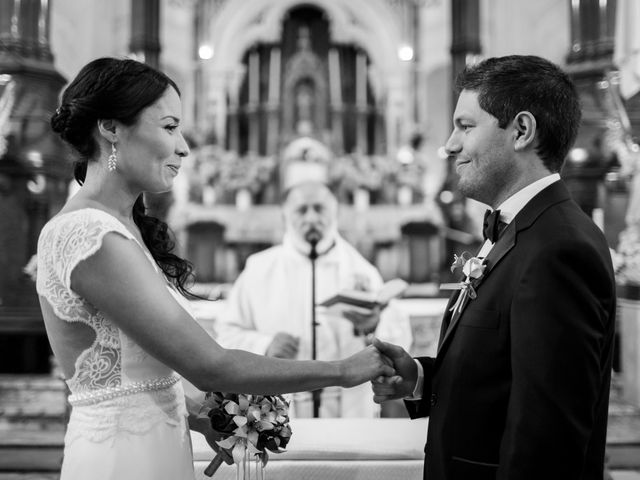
{"left": 204, "top": 453, "right": 225, "bottom": 477}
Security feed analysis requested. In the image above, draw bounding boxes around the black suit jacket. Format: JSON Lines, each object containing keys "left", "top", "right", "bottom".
{"left": 407, "top": 181, "right": 616, "bottom": 480}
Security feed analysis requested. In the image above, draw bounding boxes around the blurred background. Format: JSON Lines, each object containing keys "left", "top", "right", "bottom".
{"left": 2, "top": 0, "right": 640, "bottom": 476}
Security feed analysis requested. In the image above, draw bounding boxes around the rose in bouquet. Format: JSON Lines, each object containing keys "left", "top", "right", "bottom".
{"left": 614, "top": 226, "right": 640, "bottom": 286}
{"left": 201, "top": 392, "right": 292, "bottom": 478}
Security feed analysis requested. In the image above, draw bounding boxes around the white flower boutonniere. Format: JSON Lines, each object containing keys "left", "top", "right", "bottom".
{"left": 440, "top": 252, "right": 486, "bottom": 316}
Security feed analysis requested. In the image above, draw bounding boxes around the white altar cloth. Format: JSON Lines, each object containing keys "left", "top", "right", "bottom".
{"left": 192, "top": 417, "right": 428, "bottom": 480}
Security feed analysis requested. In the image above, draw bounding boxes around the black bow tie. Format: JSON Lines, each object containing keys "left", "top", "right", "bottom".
{"left": 483, "top": 209, "right": 507, "bottom": 243}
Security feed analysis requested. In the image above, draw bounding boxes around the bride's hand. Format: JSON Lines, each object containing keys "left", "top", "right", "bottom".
{"left": 186, "top": 398, "right": 234, "bottom": 466}
{"left": 206, "top": 432, "right": 233, "bottom": 465}
{"left": 193, "top": 413, "right": 234, "bottom": 476}
{"left": 337, "top": 343, "right": 395, "bottom": 388}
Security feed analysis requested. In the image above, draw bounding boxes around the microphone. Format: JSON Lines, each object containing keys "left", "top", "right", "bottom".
{"left": 305, "top": 229, "right": 322, "bottom": 260}
{"left": 304, "top": 227, "right": 322, "bottom": 417}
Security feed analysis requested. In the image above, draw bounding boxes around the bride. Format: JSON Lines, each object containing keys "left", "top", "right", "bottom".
{"left": 37, "top": 57, "right": 393, "bottom": 480}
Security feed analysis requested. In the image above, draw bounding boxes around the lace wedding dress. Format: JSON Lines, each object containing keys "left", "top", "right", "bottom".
{"left": 36, "top": 208, "right": 195, "bottom": 480}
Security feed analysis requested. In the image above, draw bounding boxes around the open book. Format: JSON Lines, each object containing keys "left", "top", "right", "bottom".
{"left": 318, "top": 278, "right": 408, "bottom": 314}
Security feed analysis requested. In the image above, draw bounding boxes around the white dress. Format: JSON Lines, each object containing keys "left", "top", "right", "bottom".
{"left": 36, "top": 208, "right": 195, "bottom": 480}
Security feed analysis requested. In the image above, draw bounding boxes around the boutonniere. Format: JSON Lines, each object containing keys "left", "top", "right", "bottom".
{"left": 440, "top": 252, "right": 486, "bottom": 315}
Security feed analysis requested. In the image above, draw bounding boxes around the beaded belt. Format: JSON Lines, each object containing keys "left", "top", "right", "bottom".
{"left": 68, "top": 375, "right": 180, "bottom": 406}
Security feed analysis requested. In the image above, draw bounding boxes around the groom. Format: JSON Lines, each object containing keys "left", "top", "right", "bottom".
{"left": 372, "top": 55, "right": 616, "bottom": 480}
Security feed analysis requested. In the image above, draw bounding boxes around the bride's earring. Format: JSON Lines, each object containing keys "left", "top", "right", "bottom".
{"left": 108, "top": 143, "right": 118, "bottom": 172}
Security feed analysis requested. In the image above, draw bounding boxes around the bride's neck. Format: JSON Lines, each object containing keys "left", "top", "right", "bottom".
{"left": 70, "top": 163, "right": 138, "bottom": 221}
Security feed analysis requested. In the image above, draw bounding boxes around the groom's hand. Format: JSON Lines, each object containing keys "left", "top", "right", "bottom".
{"left": 371, "top": 338, "right": 417, "bottom": 403}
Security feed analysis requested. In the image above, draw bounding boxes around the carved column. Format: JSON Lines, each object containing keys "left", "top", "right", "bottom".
{"left": 564, "top": 0, "right": 617, "bottom": 220}
{"left": 411, "top": 0, "right": 423, "bottom": 125}
{"left": 0, "top": 0, "right": 67, "bottom": 373}
{"left": 355, "top": 51, "right": 368, "bottom": 152}
{"left": 228, "top": 105, "right": 240, "bottom": 153}
{"left": 247, "top": 50, "right": 260, "bottom": 153}
{"left": 130, "top": 0, "right": 161, "bottom": 68}
{"left": 266, "top": 47, "right": 281, "bottom": 155}
{"left": 450, "top": 0, "right": 481, "bottom": 110}
{"left": 567, "top": 0, "right": 616, "bottom": 63}
{"left": 328, "top": 48, "right": 344, "bottom": 153}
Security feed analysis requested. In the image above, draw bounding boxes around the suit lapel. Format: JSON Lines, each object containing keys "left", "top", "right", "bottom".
{"left": 436, "top": 294, "right": 465, "bottom": 356}
{"left": 437, "top": 290, "right": 460, "bottom": 348}
{"left": 435, "top": 180, "right": 572, "bottom": 359}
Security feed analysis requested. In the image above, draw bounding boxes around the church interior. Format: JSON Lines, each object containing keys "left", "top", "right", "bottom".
{"left": 1, "top": 0, "right": 640, "bottom": 478}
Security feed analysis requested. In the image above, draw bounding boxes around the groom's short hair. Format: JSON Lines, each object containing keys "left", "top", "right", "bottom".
{"left": 455, "top": 55, "right": 581, "bottom": 173}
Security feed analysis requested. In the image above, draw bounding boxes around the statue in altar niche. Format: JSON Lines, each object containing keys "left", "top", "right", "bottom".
{"left": 293, "top": 27, "right": 318, "bottom": 136}
{"left": 282, "top": 24, "right": 328, "bottom": 139}
{"left": 295, "top": 80, "right": 316, "bottom": 136}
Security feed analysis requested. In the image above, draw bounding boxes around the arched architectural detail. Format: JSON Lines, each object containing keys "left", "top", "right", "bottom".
{"left": 201, "top": 0, "right": 408, "bottom": 155}
{"left": 208, "top": 0, "right": 403, "bottom": 90}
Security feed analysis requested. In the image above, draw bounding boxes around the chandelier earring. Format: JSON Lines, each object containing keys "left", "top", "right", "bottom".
{"left": 107, "top": 143, "right": 118, "bottom": 172}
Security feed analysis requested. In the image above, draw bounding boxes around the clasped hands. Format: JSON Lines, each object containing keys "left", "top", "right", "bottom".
{"left": 370, "top": 338, "right": 418, "bottom": 403}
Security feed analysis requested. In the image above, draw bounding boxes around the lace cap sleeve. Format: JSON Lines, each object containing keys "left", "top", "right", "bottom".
{"left": 36, "top": 209, "right": 135, "bottom": 315}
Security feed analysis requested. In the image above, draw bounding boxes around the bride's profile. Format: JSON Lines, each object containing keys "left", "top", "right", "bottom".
{"left": 37, "top": 57, "right": 393, "bottom": 480}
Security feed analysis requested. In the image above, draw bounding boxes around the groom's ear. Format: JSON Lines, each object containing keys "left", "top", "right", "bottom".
{"left": 512, "top": 111, "right": 536, "bottom": 151}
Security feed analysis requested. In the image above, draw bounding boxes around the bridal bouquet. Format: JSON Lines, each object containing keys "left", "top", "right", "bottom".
{"left": 202, "top": 392, "right": 292, "bottom": 479}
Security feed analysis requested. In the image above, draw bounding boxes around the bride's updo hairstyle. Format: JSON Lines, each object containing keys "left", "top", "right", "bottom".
{"left": 51, "top": 57, "right": 197, "bottom": 297}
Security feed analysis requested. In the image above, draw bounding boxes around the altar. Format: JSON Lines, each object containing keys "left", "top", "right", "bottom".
{"left": 192, "top": 418, "right": 428, "bottom": 480}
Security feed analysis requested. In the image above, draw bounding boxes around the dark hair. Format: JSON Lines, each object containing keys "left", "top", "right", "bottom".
{"left": 455, "top": 55, "right": 581, "bottom": 172}
{"left": 51, "top": 57, "right": 197, "bottom": 298}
